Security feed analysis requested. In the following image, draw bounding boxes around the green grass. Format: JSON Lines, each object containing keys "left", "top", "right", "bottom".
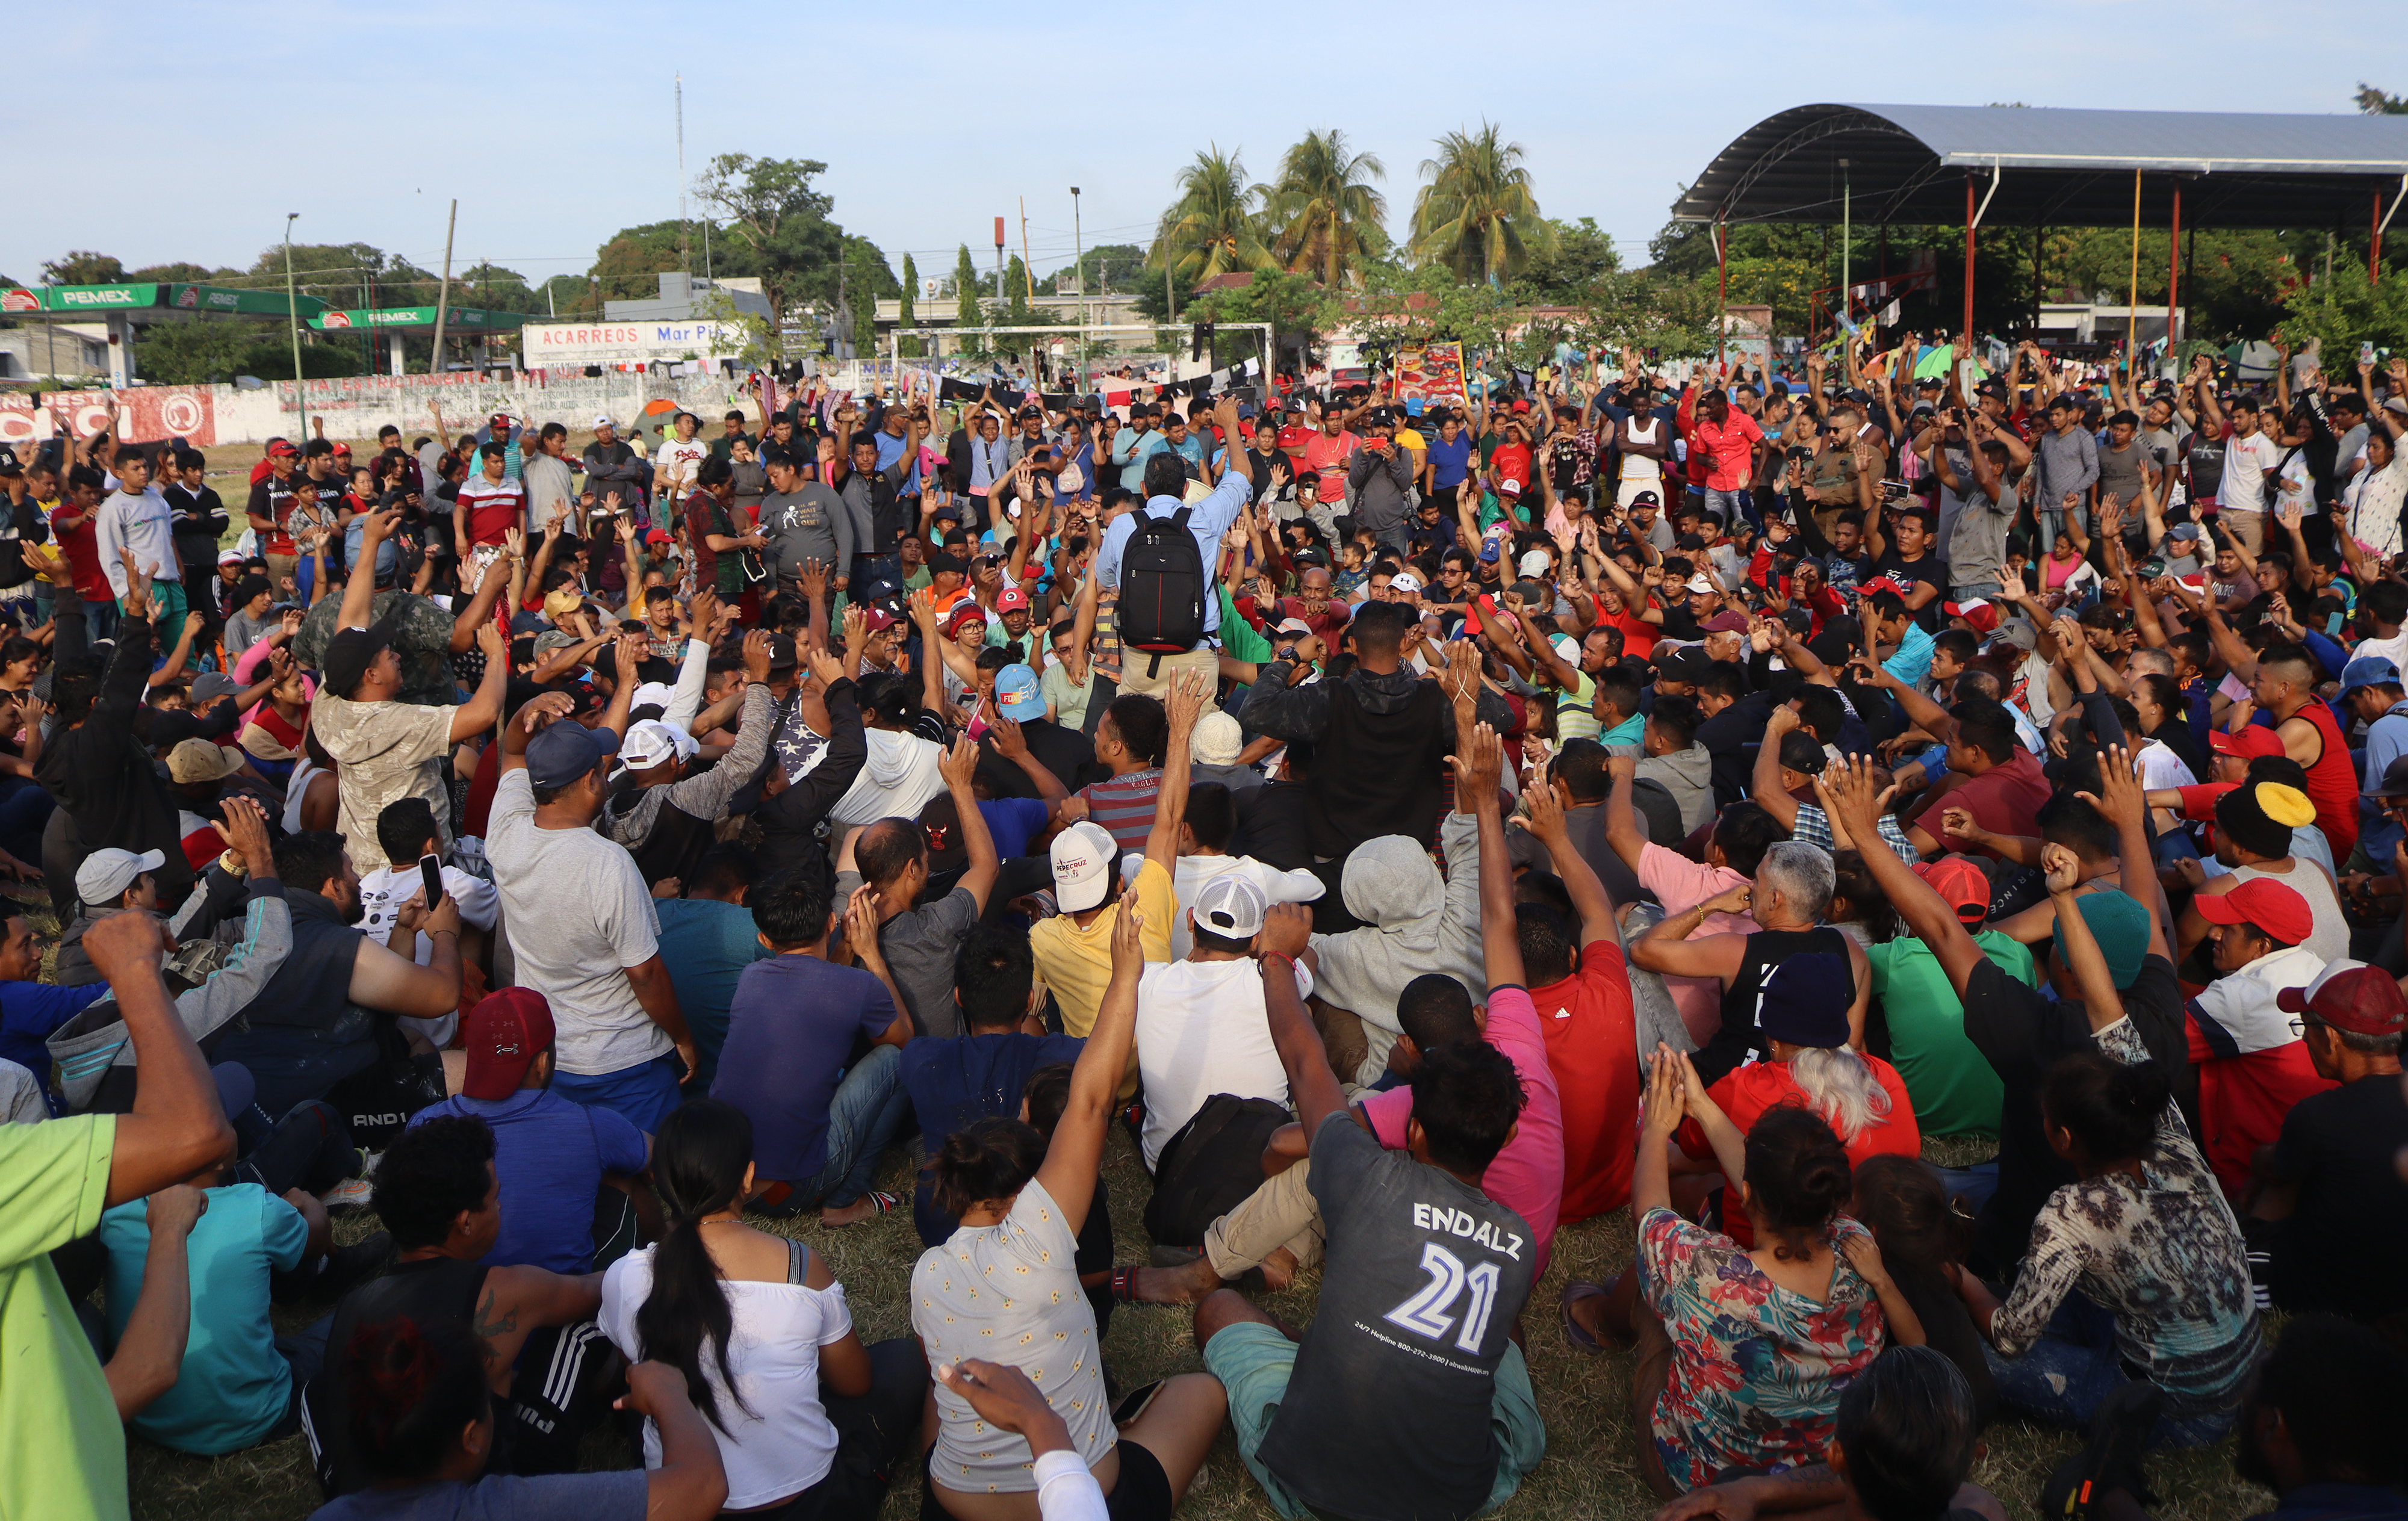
{"left": 115, "top": 1124, "right": 2279, "bottom": 1521}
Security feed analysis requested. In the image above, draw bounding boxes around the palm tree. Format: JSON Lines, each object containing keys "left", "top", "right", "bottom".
{"left": 1260, "top": 130, "right": 1388, "bottom": 289}
{"left": 1410, "top": 122, "right": 1556, "bottom": 283}
{"left": 1149, "top": 146, "right": 1276, "bottom": 291}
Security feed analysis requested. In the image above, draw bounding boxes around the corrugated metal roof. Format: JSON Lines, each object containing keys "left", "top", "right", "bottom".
{"left": 1674, "top": 104, "right": 2408, "bottom": 229}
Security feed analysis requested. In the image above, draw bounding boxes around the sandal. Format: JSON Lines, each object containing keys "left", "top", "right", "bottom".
{"left": 1560, "top": 1278, "right": 1611, "bottom": 1355}
{"left": 824, "top": 1189, "right": 900, "bottom": 1225}
{"left": 1109, "top": 1265, "right": 1143, "bottom": 1304}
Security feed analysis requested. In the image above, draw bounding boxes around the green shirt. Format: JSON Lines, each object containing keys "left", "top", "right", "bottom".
{"left": 1554, "top": 670, "right": 1598, "bottom": 742}
{"left": 0, "top": 1114, "right": 125, "bottom": 1521}
{"left": 1865, "top": 929, "right": 2032, "bottom": 1138}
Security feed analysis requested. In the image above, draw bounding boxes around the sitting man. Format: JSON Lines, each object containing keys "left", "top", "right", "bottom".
{"left": 2187, "top": 876, "right": 2330, "bottom": 1194}
{"left": 209, "top": 829, "right": 467, "bottom": 1120}
{"left": 710, "top": 866, "right": 910, "bottom": 1225}
{"left": 302, "top": 1113, "right": 615, "bottom": 1496}
{"left": 1191, "top": 850, "right": 1543, "bottom": 1521}
{"left": 409, "top": 988, "right": 651, "bottom": 1275}
{"left": 1169, "top": 781, "right": 1324, "bottom": 961}
{"left": 2250, "top": 962, "right": 2408, "bottom": 1321}
{"left": 650, "top": 844, "right": 770, "bottom": 1087}
{"left": 901, "top": 928, "right": 1087, "bottom": 1246}
{"left": 355, "top": 796, "right": 499, "bottom": 1052}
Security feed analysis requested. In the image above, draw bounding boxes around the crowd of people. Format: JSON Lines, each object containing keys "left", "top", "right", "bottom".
{"left": 4, "top": 324, "right": 2408, "bottom": 1521}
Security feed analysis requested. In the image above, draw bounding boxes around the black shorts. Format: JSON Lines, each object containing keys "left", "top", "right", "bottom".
{"left": 920, "top": 1439, "right": 1171, "bottom": 1521}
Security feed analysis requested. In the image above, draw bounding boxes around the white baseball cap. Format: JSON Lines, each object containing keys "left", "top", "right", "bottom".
{"left": 618, "top": 719, "right": 697, "bottom": 772}
{"left": 592, "top": 414, "right": 615, "bottom": 429}
{"left": 1049, "top": 821, "right": 1119, "bottom": 913}
{"left": 77, "top": 847, "right": 165, "bottom": 908}
{"left": 629, "top": 681, "right": 680, "bottom": 716}
{"left": 1389, "top": 570, "right": 1424, "bottom": 595}
{"left": 1518, "top": 549, "right": 1553, "bottom": 577}
{"left": 1685, "top": 574, "right": 1717, "bottom": 595}
{"left": 1191, "top": 872, "right": 1267, "bottom": 941}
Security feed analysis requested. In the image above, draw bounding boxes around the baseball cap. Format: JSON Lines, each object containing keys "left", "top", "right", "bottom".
{"left": 0, "top": 445, "right": 18, "bottom": 476}
{"left": 919, "top": 793, "right": 969, "bottom": 875}
{"left": 994, "top": 663, "right": 1045, "bottom": 720}
{"left": 1477, "top": 540, "right": 1500, "bottom": 563}
{"left": 944, "top": 601, "right": 988, "bottom": 635}
{"left": 1757, "top": 954, "right": 1851, "bottom": 1047}
{"left": 460, "top": 987, "right": 557, "bottom": 1100}
{"left": 1915, "top": 856, "right": 1992, "bottom": 926}
{"left": 2369, "top": 754, "right": 2408, "bottom": 798}
{"left": 1628, "top": 489, "right": 1662, "bottom": 510}
{"left": 2211, "top": 725, "right": 2288, "bottom": 761}
{"left": 2053, "top": 889, "right": 2152, "bottom": 990}
{"left": 2166, "top": 521, "right": 2201, "bottom": 541}
{"left": 217, "top": 548, "right": 247, "bottom": 566}
{"left": 77, "top": 846, "right": 166, "bottom": 907}
{"left": 166, "top": 737, "right": 241, "bottom": 785}
{"left": 532, "top": 629, "right": 582, "bottom": 659}
{"left": 858, "top": 606, "right": 899, "bottom": 633}
{"left": 1699, "top": 610, "right": 1749, "bottom": 634}
{"left": 1496, "top": 477, "right": 1523, "bottom": 497}
{"left": 190, "top": 672, "right": 239, "bottom": 709}
{"left": 592, "top": 414, "right": 615, "bottom": 430}
{"left": 1049, "top": 820, "right": 1118, "bottom": 912}
{"left": 524, "top": 719, "right": 620, "bottom": 789}
{"left": 994, "top": 585, "right": 1031, "bottom": 614}
{"left": 1274, "top": 617, "right": 1312, "bottom": 640}
{"left": 320, "top": 613, "right": 401, "bottom": 699}
{"left": 1389, "top": 571, "right": 1423, "bottom": 595}
{"left": 618, "top": 719, "right": 697, "bottom": 772}
{"left": 629, "top": 681, "right": 679, "bottom": 716}
{"left": 1192, "top": 710, "right": 1244, "bottom": 766}
{"left": 267, "top": 440, "right": 299, "bottom": 457}
{"left": 1684, "top": 574, "right": 1717, "bottom": 596}
{"left": 2276, "top": 958, "right": 2408, "bottom": 1036}
{"left": 2341, "top": 655, "right": 2401, "bottom": 697}
{"left": 1654, "top": 646, "right": 1713, "bottom": 684}
{"left": 1191, "top": 872, "right": 1268, "bottom": 941}
{"left": 765, "top": 634, "right": 798, "bottom": 672}
{"left": 1943, "top": 598, "right": 2000, "bottom": 634}
{"left": 2193, "top": 876, "right": 2313, "bottom": 946}
{"left": 1551, "top": 634, "right": 1578, "bottom": 663}
{"left": 1518, "top": 549, "right": 1552, "bottom": 577}
{"left": 644, "top": 528, "right": 672, "bottom": 547}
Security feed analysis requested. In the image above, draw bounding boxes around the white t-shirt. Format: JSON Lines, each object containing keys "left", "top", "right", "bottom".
{"left": 2220, "top": 431, "right": 2281, "bottom": 515}
{"left": 657, "top": 438, "right": 709, "bottom": 495}
{"left": 2272, "top": 450, "right": 2314, "bottom": 522}
{"left": 486, "top": 769, "right": 665, "bottom": 1076}
{"left": 2135, "top": 739, "right": 2198, "bottom": 794}
{"left": 357, "top": 861, "right": 501, "bottom": 1049}
{"left": 601, "top": 1244, "right": 853, "bottom": 1509}
{"left": 1134, "top": 955, "right": 1312, "bottom": 1171}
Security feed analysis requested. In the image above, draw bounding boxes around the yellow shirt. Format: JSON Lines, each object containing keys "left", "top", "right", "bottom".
{"left": 0, "top": 1114, "right": 125, "bottom": 1521}
{"left": 1030, "top": 857, "right": 1174, "bottom": 1097}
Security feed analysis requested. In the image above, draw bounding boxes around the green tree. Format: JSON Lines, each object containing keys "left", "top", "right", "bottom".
{"left": 41, "top": 251, "right": 125, "bottom": 285}
{"left": 1517, "top": 217, "right": 1622, "bottom": 304}
{"left": 2280, "top": 262, "right": 2408, "bottom": 356}
{"left": 1042, "top": 243, "right": 1147, "bottom": 296}
{"left": 1148, "top": 147, "right": 1277, "bottom": 291}
{"left": 1260, "top": 129, "right": 1388, "bottom": 288}
{"left": 954, "top": 244, "right": 984, "bottom": 347}
{"left": 590, "top": 221, "right": 687, "bottom": 300}
{"left": 1410, "top": 123, "right": 1554, "bottom": 283}
{"left": 695, "top": 154, "right": 845, "bottom": 361}
{"left": 453, "top": 262, "right": 539, "bottom": 314}
{"left": 128, "top": 262, "right": 215, "bottom": 284}
{"left": 899, "top": 252, "right": 922, "bottom": 357}
{"left": 2359, "top": 83, "right": 2408, "bottom": 114}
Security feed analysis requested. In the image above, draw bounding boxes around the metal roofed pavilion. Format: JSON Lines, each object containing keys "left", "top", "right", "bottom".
{"left": 1674, "top": 104, "right": 2408, "bottom": 230}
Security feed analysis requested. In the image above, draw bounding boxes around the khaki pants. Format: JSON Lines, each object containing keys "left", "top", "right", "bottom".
{"left": 1116, "top": 643, "right": 1217, "bottom": 697}
{"left": 1201, "top": 1157, "right": 1326, "bottom": 1282}
{"left": 2220, "top": 507, "right": 2265, "bottom": 556}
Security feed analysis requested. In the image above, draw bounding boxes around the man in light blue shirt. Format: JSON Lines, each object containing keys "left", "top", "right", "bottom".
{"left": 1111, "top": 408, "right": 1170, "bottom": 492}
{"left": 1868, "top": 584, "right": 1936, "bottom": 690}
{"left": 1094, "top": 396, "right": 1255, "bottom": 694}
{"left": 2344, "top": 656, "right": 2408, "bottom": 866}
{"left": 873, "top": 403, "right": 923, "bottom": 496}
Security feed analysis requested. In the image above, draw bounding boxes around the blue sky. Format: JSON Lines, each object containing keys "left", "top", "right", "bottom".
{"left": 4, "top": 2, "right": 2389, "bottom": 294}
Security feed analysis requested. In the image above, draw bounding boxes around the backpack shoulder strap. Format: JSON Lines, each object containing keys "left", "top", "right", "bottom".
{"left": 1169, "top": 506, "right": 1192, "bottom": 530}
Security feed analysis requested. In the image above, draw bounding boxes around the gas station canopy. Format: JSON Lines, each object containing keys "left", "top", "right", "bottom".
{"left": 309, "top": 306, "right": 537, "bottom": 333}
{"left": 0, "top": 282, "right": 324, "bottom": 320}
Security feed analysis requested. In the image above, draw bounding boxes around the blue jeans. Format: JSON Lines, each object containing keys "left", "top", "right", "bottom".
{"left": 851, "top": 553, "right": 901, "bottom": 596}
{"left": 786, "top": 1043, "right": 908, "bottom": 1209}
{"left": 1950, "top": 581, "right": 2002, "bottom": 601}
{"left": 0, "top": 774, "right": 55, "bottom": 866}
{"left": 1703, "top": 486, "right": 1754, "bottom": 528}
{"left": 1984, "top": 1293, "right": 2239, "bottom": 1448}
{"left": 551, "top": 1053, "right": 683, "bottom": 1135}
{"left": 1933, "top": 1160, "right": 2000, "bottom": 1217}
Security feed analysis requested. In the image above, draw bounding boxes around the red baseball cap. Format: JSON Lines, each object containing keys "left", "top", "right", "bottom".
{"left": 2277, "top": 959, "right": 2408, "bottom": 1036}
{"left": 995, "top": 585, "right": 1031, "bottom": 613}
{"left": 1914, "top": 856, "right": 1991, "bottom": 926}
{"left": 2209, "top": 726, "right": 2285, "bottom": 761}
{"left": 644, "top": 528, "right": 672, "bottom": 547}
{"left": 2194, "top": 877, "right": 2313, "bottom": 947}
{"left": 267, "top": 440, "right": 299, "bottom": 457}
{"left": 460, "top": 987, "right": 557, "bottom": 1100}
{"left": 944, "top": 600, "right": 988, "bottom": 634}
{"left": 1943, "top": 598, "right": 2000, "bottom": 634}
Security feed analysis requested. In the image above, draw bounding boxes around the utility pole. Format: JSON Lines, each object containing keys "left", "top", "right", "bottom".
{"left": 429, "top": 199, "right": 457, "bottom": 376}
{"left": 284, "top": 214, "right": 305, "bottom": 434}
{"left": 1072, "top": 187, "right": 1084, "bottom": 394}
{"left": 1019, "top": 198, "right": 1034, "bottom": 299}
{"left": 676, "top": 75, "right": 689, "bottom": 276}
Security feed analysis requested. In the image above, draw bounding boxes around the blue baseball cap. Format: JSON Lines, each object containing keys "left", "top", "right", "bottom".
{"left": 2341, "top": 655, "right": 2400, "bottom": 698}
{"left": 995, "top": 663, "right": 1046, "bottom": 721}
{"left": 525, "top": 719, "right": 620, "bottom": 789}
{"left": 1477, "top": 539, "right": 1500, "bottom": 563}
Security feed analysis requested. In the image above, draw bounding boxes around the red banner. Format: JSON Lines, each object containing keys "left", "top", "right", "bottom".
{"left": 0, "top": 386, "right": 218, "bottom": 448}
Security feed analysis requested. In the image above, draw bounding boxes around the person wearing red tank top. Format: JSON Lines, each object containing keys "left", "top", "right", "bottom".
{"left": 2241, "top": 642, "right": 2359, "bottom": 860}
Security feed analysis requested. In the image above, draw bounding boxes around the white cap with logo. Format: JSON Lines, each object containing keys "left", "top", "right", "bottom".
{"left": 1190, "top": 872, "right": 1268, "bottom": 942}
{"left": 1048, "top": 821, "right": 1120, "bottom": 912}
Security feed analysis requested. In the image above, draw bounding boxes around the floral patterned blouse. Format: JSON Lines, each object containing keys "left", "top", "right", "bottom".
{"left": 1989, "top": 1017, "right": 2262, "bottom": 1417}
{"left": 1637, "top": 1207, "right": 1889, "bottom": 1491}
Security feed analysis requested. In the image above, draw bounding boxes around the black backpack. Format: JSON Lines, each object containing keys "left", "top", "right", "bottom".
{"left": 1114, "top": 504, "right": 1206, "bottom": 674}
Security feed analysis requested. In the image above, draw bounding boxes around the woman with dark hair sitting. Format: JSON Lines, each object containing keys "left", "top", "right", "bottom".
{"left": 599, "top": 1099, "right": 926, "bottom": 1520}
{"left": 913, "top": 890, "right": 1227, "bottom": 1521}
{"left": 1948, "top": 842, "right": 2261, "bottom": 1449}
{"left": 311, "top": 1315, "right": 726, "bottom": 1520}
{"left": 1593, "top": 1044, "right": 1925, "bottom": 1496}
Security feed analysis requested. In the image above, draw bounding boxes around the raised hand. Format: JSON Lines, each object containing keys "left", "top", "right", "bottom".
{"left": 2040, "top": 841, "right": 2082, "bottom": 894}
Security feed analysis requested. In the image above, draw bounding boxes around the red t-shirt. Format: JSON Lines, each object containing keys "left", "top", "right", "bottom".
{"left": 1598, "top": 603, "right": 1660, "bottom": 661}
{"left": 1907, "top": 748, "right": 2052, "bottom": 858}
{"left": 1675, "top": 1057, "right": 1922, "bottom": 1247}
{"left": 1275, "top": 423, "right": 1315, "bottom": 462}
{"left": 1488, "top": 441, "right": 1533, "bottom": 493}
{"left": 47, "top": 503, "right": 111, "bottom": 601}
{"left": 1302, "top": 430, "right": 1356, "bottom": 503}
{"left": 1690, "top": 410, "right": 1765, "bottom": 492}
{"left": 456, "top": 476, "right": 525, "bottom": 547}
{"left": 1528, "top": 941, "right": 1640, "bottom": 1223}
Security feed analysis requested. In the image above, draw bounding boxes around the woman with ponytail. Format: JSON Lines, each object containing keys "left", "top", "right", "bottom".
{"left": 320, "top": 1313, "right": 726, "bottom": 1520}
{"left": 914, "top": 887, "right": 1228, "bottom": 1521}
{"left": 1575, "top": 1043, "right": 1926, "bottom": 1496}
{"left": 1666, "top": 953, "right": 1922, "bottom": 1250}
{"left": 1949, "top": 847, "right": 2261, "bottom": 1449}
{"left": 598, "top": 1100, "right": 926, "bottom": 1519}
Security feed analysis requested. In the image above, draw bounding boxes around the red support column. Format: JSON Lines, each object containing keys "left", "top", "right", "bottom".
{"left": 2168, "top": 182, "right": 2182, "bottom": 342}
{"left": 1962, "top": 173, "right": 1977, "bottom": 337}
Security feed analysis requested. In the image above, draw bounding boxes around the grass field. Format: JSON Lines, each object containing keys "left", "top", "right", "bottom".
{"left": 112, "top": 1121, "right": 2279, "bottom": 1521}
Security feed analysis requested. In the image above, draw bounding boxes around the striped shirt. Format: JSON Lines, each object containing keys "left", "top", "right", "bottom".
{"left": 1078, "top": 767, "right": 1162, "bottom": 853}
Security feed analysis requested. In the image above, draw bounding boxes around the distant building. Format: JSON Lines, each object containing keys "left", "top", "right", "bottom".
{"left": 0, "top": 324, "right": 109, "bottom": 380}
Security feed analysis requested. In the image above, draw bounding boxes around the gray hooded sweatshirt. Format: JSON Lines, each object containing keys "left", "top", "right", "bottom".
{"left": 1636, "top": 744, "right": 1715, "bottom": 838}
{"left": 1307, "top": 811, "right": 1484, "bottom": 1086}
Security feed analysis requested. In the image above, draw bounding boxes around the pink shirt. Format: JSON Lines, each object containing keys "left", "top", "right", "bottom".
{"left": 1358, "top": 985, "right": 1564, "bottom": 1277}
{"left": 1637, "top": 841, "right": 1758, "bottom": 1048}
